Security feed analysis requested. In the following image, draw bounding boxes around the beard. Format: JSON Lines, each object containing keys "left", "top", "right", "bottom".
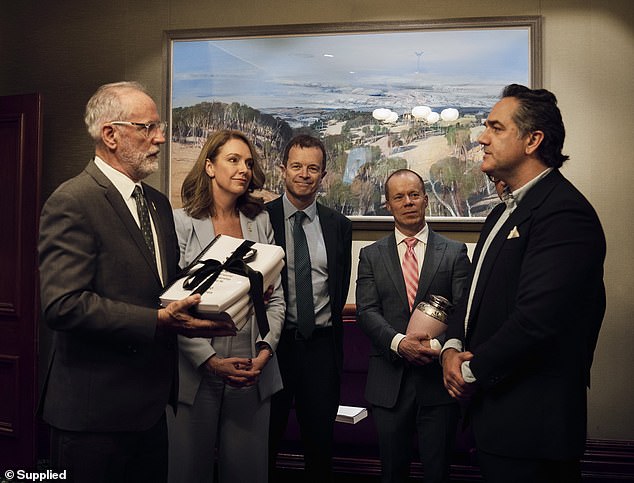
{"left": 118, "top": 136, "right": 159, "bottom": 181}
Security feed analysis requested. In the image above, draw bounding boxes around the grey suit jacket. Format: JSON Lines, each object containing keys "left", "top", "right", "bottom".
{"left": 38, "top": 160, "right": 180, "bottom": 431}
{"left": 356, "top": 229, "right": 470, "bottom": 408}
{"left": 172, "top": 209, "right": 284, "bottom": 404}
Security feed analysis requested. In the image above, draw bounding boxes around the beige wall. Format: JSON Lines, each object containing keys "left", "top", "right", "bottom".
{"left": 2, "top": 0, "right": 632, "bottom": 440}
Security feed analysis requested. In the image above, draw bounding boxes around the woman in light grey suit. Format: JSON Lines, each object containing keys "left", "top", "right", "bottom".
{"left": 167, "top": 130, "right": 284, "bottom": 483}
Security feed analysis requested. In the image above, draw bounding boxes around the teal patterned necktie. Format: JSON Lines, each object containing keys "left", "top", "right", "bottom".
{"left": 293, "top": 211, "right": 315, "bottom": 339}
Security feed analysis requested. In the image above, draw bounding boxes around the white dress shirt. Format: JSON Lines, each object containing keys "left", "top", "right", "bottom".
{"left": 94, "top": 156, "right": 163, "bottom": 283}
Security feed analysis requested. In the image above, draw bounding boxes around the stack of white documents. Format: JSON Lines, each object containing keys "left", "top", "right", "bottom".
{"left": 336, "top": 405, "right": 368, "bottom": 424}
{"left": 160, "top": 234, "right": 285, "bottom": 330}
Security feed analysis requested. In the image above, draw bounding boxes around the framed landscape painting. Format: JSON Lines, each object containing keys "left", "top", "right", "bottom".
{"left": 166, "top": 17, "right": 541, "bottom": 228}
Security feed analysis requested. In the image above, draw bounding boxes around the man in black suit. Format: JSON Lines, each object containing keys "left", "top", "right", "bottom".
{"left": 356, "top": 169, "right": 471, "bottom": 483}
{"left": 38, "top": 81, "right": 235, "bottom": 483}
{"left": 267, "top": 134, "right": 352, "bottom": 482}
{"left": 442, "top": 84, "right": 606, "bottom": 483}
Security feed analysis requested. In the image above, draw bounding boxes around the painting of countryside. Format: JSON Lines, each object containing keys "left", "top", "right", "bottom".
{"left": 169, "top": 25, "right": 531, "bottom": 219}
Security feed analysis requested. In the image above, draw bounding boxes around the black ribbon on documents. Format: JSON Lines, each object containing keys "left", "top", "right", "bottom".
{"left": 181, "top": 239, "right": 269, "bottom": 337}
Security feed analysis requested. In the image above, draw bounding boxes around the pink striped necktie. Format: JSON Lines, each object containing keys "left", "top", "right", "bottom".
{"left": 402, "top": 237, "right": 419, "bottom": 311}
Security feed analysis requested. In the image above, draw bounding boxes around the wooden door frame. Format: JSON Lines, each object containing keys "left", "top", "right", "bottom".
{"left": 0, "top": 92, "right": 43, "bottom": 469}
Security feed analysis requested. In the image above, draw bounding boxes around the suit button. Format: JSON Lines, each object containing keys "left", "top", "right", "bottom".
{"left": 127, "top": 345, "right": 138, "bottom": 353}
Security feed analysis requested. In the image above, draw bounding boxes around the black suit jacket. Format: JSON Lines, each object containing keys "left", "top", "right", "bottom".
{"left": 446, "top": 169, "right": 606, "bottom": 459}
{"left": 356, "top": 229, "right": 470, "bottom": 408}
{"left": 38, "top": 160, "right": 180, "bottom": 431}
{"left": 266, "top": 196, "right": 352, "bottom": 371}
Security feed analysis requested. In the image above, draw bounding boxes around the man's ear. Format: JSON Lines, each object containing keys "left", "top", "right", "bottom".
{"left": 102, "top": 125, "right": 118, "bottom": 150}
{"left": 525, "top": 130, "right": 544, "bottom": 155}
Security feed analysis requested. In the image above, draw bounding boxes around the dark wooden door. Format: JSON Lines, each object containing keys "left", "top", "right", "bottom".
{"left": 0, "top": 93, "right": 42, "bottom": 469}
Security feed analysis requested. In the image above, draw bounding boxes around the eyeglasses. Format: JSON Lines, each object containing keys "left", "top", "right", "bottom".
{"left": 109, "top": 120, "right": 168, "bottom": 137}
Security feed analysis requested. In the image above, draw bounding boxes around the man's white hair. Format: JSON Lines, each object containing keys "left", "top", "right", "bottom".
{"left": 84, "top": 81, "right": 149, "bottom": 142}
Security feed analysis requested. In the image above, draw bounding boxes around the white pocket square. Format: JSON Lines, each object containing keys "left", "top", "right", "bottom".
{"left": 507, "top": 226, "right": 520, "bottom": 239}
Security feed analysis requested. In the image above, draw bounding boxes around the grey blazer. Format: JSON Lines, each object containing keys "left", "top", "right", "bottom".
{"left": 356, "top": 229, "right": 470, "bottom": 408}
{"left": 172, "top": 208, "right": 285, "bottom": 404}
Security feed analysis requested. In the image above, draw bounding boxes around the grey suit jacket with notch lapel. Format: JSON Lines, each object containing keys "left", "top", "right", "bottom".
{"left": 172, "top": 208, "right": 285, "bottom": 404}
{"left": 38, "top": 160, "right": 180, "bottom": 432}
{"left": 356, "top": 229, "right": 470, "bottom": 408}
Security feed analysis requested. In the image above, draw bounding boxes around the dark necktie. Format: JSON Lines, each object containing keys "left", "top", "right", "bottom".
{"left": 293, "top": 211, "right": 315, "bottom": 339}
{"left": 132, "top": 185, "right": 156, "bottom": 260}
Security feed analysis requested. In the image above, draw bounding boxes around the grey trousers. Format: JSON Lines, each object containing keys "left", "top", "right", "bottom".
{"left": 167, "top": 374, "right": 271, "bottom": 483}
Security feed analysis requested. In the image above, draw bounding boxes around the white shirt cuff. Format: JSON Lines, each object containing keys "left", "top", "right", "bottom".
{"left": 391, "top": 333, "right": 440, "bottom": 355}
{"left": 391, "top": 333, "right": 406, "bottom": 356}
{"left": 461, "top": 361, "right": 477, "bottom": 383}
{"left": 439, "top": 338, "right": 463, "bottom": 366}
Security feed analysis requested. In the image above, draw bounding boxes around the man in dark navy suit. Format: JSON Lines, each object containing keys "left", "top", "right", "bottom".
{"left": 267, "top": 134, "right": 352, "bottom": 483}
{"left": 442, "top": 85, "right": 606, "bottom": 483}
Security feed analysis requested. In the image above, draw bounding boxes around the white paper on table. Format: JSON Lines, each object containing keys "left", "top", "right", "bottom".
{"left": 336, "top": 405, "right": 368, "bottom": 424}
